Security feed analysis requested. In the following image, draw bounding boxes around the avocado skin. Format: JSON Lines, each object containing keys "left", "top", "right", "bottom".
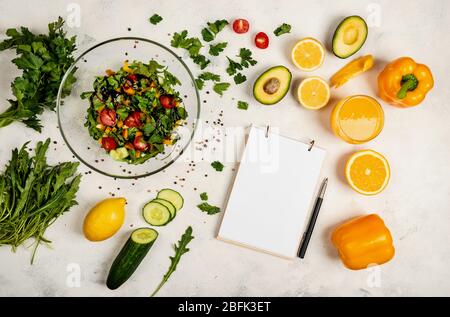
{"left": 253, "top": 66, "right": 292, "bottom": 105}
{"left": 332, "top": 16, "right": 368, "bottom": 59}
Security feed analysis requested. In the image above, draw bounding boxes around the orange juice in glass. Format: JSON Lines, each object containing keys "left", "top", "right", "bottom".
{"left": 330, "top": 95, "right": 384, "bottom": 144}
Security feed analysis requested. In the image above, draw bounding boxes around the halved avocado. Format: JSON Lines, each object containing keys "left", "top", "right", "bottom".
{"left": 253, "top": 66, "right": 292, "bottom": 105}
{"left": 332, "top": 16, "right": 368, "bottom": 59}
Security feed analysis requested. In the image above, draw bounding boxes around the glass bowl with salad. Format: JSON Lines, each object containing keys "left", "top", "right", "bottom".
{"left": 57, "top": 37, "right": 200, "bottom": 178}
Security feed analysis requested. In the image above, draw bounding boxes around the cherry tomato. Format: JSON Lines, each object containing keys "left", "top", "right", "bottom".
{"left": 127, "top": 74, "right": 138, "bottom": 82}
{"left": 255, "top": 32, "right": 269, "bottom": 49}
{"left": 133, "top": 135, "right": 149, "bottom": 151}
{"left": 124, "top": 111, "right": 142, "bottom": 128}
{"left": 100, "top": 109, "right": 117, "bottom": 126}
{"left": 159, "top": 95, "right": 175, "bottom": 109}
{"left": 232, "top": 19, "right": 249, "bottom": 34}
{"left": 101, "top": 137, "right": 117, "bottom": 151}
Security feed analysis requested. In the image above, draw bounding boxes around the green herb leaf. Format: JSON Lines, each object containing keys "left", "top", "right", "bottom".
{"left": 0, "top": 17, "right": 77, "bottom": 131}
{"left": 200, "top": 192, "right": 208, "bottom": 201}
{"left": 209, "top": 42, "right": 227, "bottom": 56}
{"left": 149, "top": 14, "right": 163, "bottom": 25}
{"left": 213, "top": 82, "right": 230, "bottom": 96}
{"left": 226, "top": 57, "right": 243, "bottom": 76}
{"left": 273, "top": 23, "right": 291, "bottom": 36}
{"left": 208, "top": 20, "right": 228, "bottom": 35}
{"left": 201, "top": 28, "right": 214, "bottom": 42}
{"left": 198, "top": 72, "right": 221, "bottom": 82}
{"left": 150, "top": 226, "right": 194, "bottom": 297}
{"left": 233, "top": 73, "right": 247, "bottom": 85}
{"left": 195, "top": 78, "right": 204, "bottom": 90}
{"left": 237, "top": 101, "right": 249, "bottom": 110}
{"left": 197, "top": 202, "right": 221, "bottom": 215}
{"left": 238, "top": 48, "right": 257, "bottom": 68}
{"left": 171, "top": 30, "right": 189, "bottom": 48}
{"left": 0, "top": 139, "right": 80, "bottom": 264}
{"left": 192, "top": 54, "right": 211, "bottom": 70}
{"left": 211, "top": 160, "right": 224, "bottom": 171}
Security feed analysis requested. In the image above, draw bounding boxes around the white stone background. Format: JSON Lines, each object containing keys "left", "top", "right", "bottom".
{"left": 0, "top": 0, "right": 449, "bottom": 296}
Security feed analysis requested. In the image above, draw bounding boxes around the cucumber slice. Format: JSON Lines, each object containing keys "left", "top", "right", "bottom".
{"left": 152, "top": 198, "right": 176, "bottom": 220}
{"left": 142, "top": 201, "right": 171, "bottom": 226}
{"left": 106, "top": 228, "right": 158, "bottom": 290}
{"left": 157, "top": 189, "right": 184, "bottom": 211}
{"left": 110, "top": 147, "right": 129, "bottom": 161}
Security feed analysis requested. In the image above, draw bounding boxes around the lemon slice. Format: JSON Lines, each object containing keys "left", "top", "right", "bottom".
{"left": 297, "top": 77, "right": 330, "bottom": 109}
{"left": 291, "top": 38, "right": 325, "bottom": 71}
{"left": 345, "top": 150, "right": 390, "bottom": 195}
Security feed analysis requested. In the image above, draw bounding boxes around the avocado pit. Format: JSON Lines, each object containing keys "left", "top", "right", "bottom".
{"left": 263, "top": 78, "right": 281, "bottom": 95}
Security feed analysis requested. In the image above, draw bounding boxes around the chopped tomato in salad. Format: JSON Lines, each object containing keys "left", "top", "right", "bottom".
{"left": 81, "top": 60, "right": 188, "bottom": 164}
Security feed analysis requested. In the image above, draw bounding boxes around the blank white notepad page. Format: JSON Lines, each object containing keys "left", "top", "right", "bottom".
{"left": 218, "top": 126, "right": 326, "bottom": 259}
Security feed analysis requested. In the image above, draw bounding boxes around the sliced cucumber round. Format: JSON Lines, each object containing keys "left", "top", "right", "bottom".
{"left": 110, "top": 147, "right": 129, "bottom": 161}
{"left": 157, "top": 189, "right": 184, "bottom": 211}
{"left": 152, "top": 198, "right": 176, "bottom": 220}
{"left": 131, "top": 227, "right": 159, "bottom": 244}
{"left": 142, "top": 201, "right": 171, "bottom": 226}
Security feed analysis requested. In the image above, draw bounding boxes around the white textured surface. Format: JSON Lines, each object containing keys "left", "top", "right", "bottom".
{"left": 0, "top": 0, "right": 449, "bottom": 297}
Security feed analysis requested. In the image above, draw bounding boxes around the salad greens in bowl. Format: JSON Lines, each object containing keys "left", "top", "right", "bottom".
{"left": 57, "top": 37, "right": 200, "bottom": 178}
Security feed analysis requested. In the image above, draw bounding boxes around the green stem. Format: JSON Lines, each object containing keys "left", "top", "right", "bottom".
{"left": 397, "top": 74, "right": 418, "bottom": 99}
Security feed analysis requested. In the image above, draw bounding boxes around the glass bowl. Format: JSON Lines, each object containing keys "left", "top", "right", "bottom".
{"left": 57, "top": 37, "right": 200, "bottom": 179}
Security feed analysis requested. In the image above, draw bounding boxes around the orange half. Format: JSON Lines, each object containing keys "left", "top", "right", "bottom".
{"left": 345, "top": 150, "right": 390, "bottom": 195}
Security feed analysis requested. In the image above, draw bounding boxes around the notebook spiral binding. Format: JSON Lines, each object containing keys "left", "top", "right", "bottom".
{"left": 265, "top": 125, "right": 315, "bottom": 151}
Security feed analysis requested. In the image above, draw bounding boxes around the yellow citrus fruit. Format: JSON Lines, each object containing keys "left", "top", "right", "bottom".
{"left": 291, "top": 38, "right": 325, "bottom": 71}
{"left": 345, "top": 150, "right": 390, "bottom": 195}
{"left": 83, "top": 197, "right": 126, "bottom": 241}
{"left": 297, "top": 77, "right": 330, "bottom": 109}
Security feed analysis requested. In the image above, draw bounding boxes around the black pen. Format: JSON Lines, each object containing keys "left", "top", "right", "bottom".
{"left": 298, "top": 178, "right": 328, "bottom": 259}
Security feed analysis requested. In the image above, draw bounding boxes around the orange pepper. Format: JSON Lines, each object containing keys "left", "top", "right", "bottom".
{"left": 331, "top": 214, "right": 395, "bottom": 270}
{"left": 378, "top": 57, "right": 434, "bottom": 107}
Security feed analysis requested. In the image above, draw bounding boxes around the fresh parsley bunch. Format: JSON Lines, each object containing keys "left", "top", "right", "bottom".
{"left": 0, "top": 17, "right": 77, "bottom": 132}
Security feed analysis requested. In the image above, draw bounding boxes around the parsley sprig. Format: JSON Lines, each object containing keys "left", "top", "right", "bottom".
{"left": 171, "top": 30, "right": 210, "bottom": 69}
{"left": 201, "top": 19, "right": 228, "bottom": 42}
{"left": 273, "top": 23, "right": 292, "bottom": 36}
{"left": 149, "top": 14, "right": 163, "bottom": 25}
{"left": 0, "top": 17, "right": 77, "bottom": 131}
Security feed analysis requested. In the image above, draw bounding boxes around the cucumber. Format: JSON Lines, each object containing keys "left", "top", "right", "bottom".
{"left": 152, "top": 198, "right": 176, "bottom": 220}
{"left": 157, "top": 189, "right": 184, "bottom": 211}
{"left": 110, "top": 147, "right": 129, "bottom": 161}
{"left": 142, "top": 201, "right": 171, "bottom": 226}
{"left": 106, "top": 228, "right": 158, "bottom": 290}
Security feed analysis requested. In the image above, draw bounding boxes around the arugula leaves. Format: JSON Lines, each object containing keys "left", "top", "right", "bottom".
{"left": 149, "top": 14, "right": 163, "bottom": 25}
{"left": 200, "top": 192, "right": 208, "bottom": 201}
{"left": 150, "top": 226, "right": 194, "bottom": 297}
{"left": 213, "top": 83, "right": 230, "bottom": 96}
{"left": 201, "top": 19, "right": 228, "bottom": 42}
{"left": 274, "top": 23, "right": 292, "bottom": 36}
{"left": 209, "top": 42, "right": 227, "bottom": 56}
{"left": 237, "top": 101, "right": 249, "bottom": 110}
{"left": 211, "top": 160, "right": 224, "bottom": 171}
{"left": 0, "top": 17, "right": 77, "bottom": 131}
{"left": 0, "top": 139, "right": 81, "bottom": 264}
{"left": 197, "top": 202, "right": 221, "bottom": 215}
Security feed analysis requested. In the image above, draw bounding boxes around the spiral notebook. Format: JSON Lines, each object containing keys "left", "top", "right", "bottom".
{"left": 217, "top": 126, "right": 326, "bottom": 259}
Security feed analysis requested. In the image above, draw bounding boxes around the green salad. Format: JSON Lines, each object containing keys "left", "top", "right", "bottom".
{"left": 81, "top": 60, "right": 188, "bottom": 164}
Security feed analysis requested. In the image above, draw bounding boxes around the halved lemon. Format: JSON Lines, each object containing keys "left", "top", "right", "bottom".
{"left": 291, "top": 38, "right": 325, "bottom": 71}
{"left": 345, "top": 150, "right": 390, "bottom": 195}
{"left": 297, "top": 77, "right": 330, "bottom": 109}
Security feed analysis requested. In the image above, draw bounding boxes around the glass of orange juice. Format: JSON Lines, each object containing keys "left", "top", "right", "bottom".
{"left": 330, "top": 95, "right": 384, "bottom": 144}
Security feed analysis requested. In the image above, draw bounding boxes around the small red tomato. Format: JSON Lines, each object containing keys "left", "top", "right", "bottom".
{"left": 100, "top": 109, "right": 117, "bottom": 126}
{"left": 232, "top": 19, "right": 249, "bottom": 34}
{"left": 101, "top": 137, "right": 117, "bottom": 151}
{"left": 255, "top": 32, "right": 269, "bottom": 49}
{"left": 159, "top": 95, "right": 175, "bottom": 109}
{"left": 124, "top": 111, "right": 142, "bottom": 128}
{"left": 133, "top": 135, "right": 149, "bottom": 151}
{"left": 127, "top": 74, "right": 138, "bottom": 82}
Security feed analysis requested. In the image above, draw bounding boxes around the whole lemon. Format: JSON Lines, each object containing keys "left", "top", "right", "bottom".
{"left": 83, "top": 198, "right": 126, "bottom": 241}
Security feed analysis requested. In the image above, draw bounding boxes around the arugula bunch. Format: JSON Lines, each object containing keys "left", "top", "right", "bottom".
{"left": 0, "top": 17, "right": 77, "bottom": 132}
{"left": 0, "top": 139, "right": 81, "bottom": 264}
{"left": 150, "top": 226, "right": 194, "bottom": 297}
